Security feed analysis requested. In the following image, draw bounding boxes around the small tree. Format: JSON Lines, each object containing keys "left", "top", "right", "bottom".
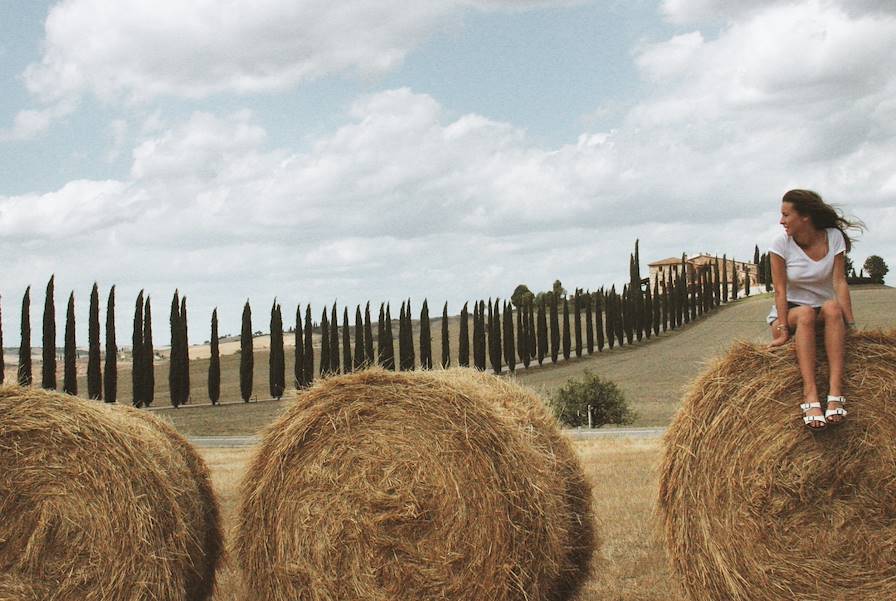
{"left": 550, "top": 371, "right": 636, "bottom": 428}
{"left": 18, "top": 286, "right": 32, "bottom": 386}
{"left": 584, "top": 293, "right": 594, "bottom": 354}
{"left": 269, "top": 300, "right": 285, "bottom": 399}
{"left": 329, "top": 303, "right": 340, "bottom": 375}
{"left": 473, "top": 301, "right": 486, "bottom": 370}
{"left": 595, "top": 289, "right": 605, "bottom": 352}
{"left": 132, "top": 290, "right": 144, "bottom": 407}
{"left": 363, "top": 302, "right": 374, "bottom": 366}
{"left": 342, "top": 306, "right": 352, "bottom": 373}
{"left": 169, "top": 291, "right": 183, "bottom": 407}
{"left": 517, "top": 301, "right": 530, "bottom": 369}
{"left": 503, "top": 301, "right": 515, "bottom": 373}
{"left": 536, "top": 297, "right": 547, "bottom": 365}
{"left": 573, "top": 290, "right": 582, "bottom": 358}
{"left": 303, "top": 305, "right": 314, "bottom": 384}
{"left": 864, "top": 255, "right": 889, "bottom": 284}
{"left": 441, "top": 301, "right": 450, "bottom": 369}
{"left": 489, "top": 300, "right": 502, "bottom": 375}
{"left": 562, "top": 297, "right": 571, "bottom": 360}
{"left": 240, "top": 300, "right": 254, "bottom": 401}
{"left": 354, "top": 305, "right": 365, "bottom": 371}
{"left": 294, "top": 305, "right": 304, "bottom": 387}
{"left": 458, "top": 302, "right": 469, "bottom": 368}
{"left": 420, "top": 299, "right": 432, "bottom": 370}
{"left": 42, "top": 275, "right": 56, "bottom": 390}
{"left": 511, "top": 284, "right": 534, "bottom": 308}
{"left": 142, "top": 297, "right": 154, "bottom": 407}
{"left": 377, "top": 303, "right": 387, "bottom": 368}
{"left": 209, "top": 308, "right": 221, "bottom": 405}
{"left": 320, "top": 308, "right": 330, "bottom": 376}
{"left": 549, "top": 296, "right": 560, "bottom": 363}
{"left": 63, "top": 292, "right": 77, "bottom": 395}
{"left": 384, "top": 304, "right": 395, "bottom": 371}
{"left": 104, "top": 286, "right": 117, "bottom": 403}
{"left": 87, "top": 283, "right": 102, "bottom": 399}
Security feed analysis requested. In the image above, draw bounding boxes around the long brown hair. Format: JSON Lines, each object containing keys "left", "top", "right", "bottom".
{"left": 782, "top": 189, "right": 864, "bottom": 252}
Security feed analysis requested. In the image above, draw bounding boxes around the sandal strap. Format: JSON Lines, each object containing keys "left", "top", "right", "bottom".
{"left": 827, "top": 395, "right": 846, "bottom": 404}
{"left": 825, "top": 407, "right": 848, "bottom": 417}
{"left": 804, "top": 415, "right": 827, "bottom": 426}
{"left": 800, "top": 402, "right": 822, "bottom": 411}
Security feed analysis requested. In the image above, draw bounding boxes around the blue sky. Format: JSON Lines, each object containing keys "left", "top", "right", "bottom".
{"left": 1, "top": 0, "right": 894, "bottom": 347}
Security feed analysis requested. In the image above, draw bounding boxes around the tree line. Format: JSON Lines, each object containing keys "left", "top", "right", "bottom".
{"left": 6, "top": 242, "right": 868, "bottom": 406}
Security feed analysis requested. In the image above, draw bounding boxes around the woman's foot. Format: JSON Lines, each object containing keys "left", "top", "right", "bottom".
{"left": 825, "top": 395, "right": 847, "bottom": 425}
{"left": 801, "top": 399, "right": 826, "bottom": 430}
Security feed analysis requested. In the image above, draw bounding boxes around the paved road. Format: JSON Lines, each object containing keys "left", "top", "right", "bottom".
{"left": 188, "top": 426, "right": 667, "bottom": 448}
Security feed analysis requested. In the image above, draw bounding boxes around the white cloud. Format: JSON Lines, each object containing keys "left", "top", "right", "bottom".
{"left": 0, "top": 100, "right": 76, "bottom": 141}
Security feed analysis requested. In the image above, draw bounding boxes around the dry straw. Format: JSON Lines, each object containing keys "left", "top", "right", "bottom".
{"left": 236, "top": 367, "right": 596, "bottom": 601}
{"left": 0, "top": 386, "right": 223, "bottom": 601}
{"left": 659, "top": 330, "right": 896, "bottom": 601}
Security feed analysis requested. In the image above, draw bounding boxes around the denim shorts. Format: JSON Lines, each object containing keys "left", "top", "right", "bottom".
{"left": 766, "top": 301, "right": 821, "bottom": 326}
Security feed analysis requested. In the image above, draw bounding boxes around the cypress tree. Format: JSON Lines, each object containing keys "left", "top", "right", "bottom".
{"left": 240, "top": 300, "right": 253, "bottom": 402}
{"left": 615, "top": 286, "right": 626, "bottom": 347}
{"left": 562, "top": 297, "right": 571, "bottom": 360}
{"left": 303, "top": 305, "right": 314, "bottom": 384}
{"left": 549, "top": 295, "right": 560, "bottom": 363}
{"left": 606, "top": 287, "right": 616, "bottom": 349}
{"left": 180, "top": 297, "right": 189, "bottom": 403}
{"left": 458, "top": 302, "right": 469, "bottom": 367}
{"left": 644, "top": 282, "right": 653, "bottom": 339}
{"left": 764, "top": 255, "right": 773, "bottom": 292}
{"left": 18, "top": 286, "right": 32, "bottom": 386}
{"left": 744, "top": 266, "right": 751, "bottom": 297}
{"left": 329, "top": 303, "right": 340, "bottom": 374}
{"left": 42, "top": 275, "right": 56, "bottom": 389}
{"left": 472, "top": 301, "right": 484, "bottom": 370}
{"left": 622, "top": 285, "right": 633, "bottom": 345}
{"left": 377, "top": 303, "right": 387, "bottom": 368}
{"left": 490, "top": 299, "right": 502, "bottom": 375}
{"left": 595, "top": 289, "right": 605, "bottom": 352}
{"left": 536, "top": 298, "right": 547, "bottom": 364}
{"left": 527, "top": 300, "right": 536, "bottom": 359}
{"left": 87, "top": 283, "right": 102, "bottom": 399}
{"left": 503, "top": 301, "right": 515, "bottom": 372}
{"left": 0, "top": 295, "right": 4, "bottom": 385}
{"left": 753, "top": 244, "right": 760, "bottom": 266}
{"left": 398, "top": 301, "right": 409, "bottom": 371}
{"left": 420, "top": 299, "right": 432, "bottom": 370}
{"left": 342, "top": 306, "right": 352, "bottom": 372}
{"left": 269, "top": 300, "right": 285, "bottom": 399}
{"left": 653, "top": 278, "right": 661, "bottom": 336}
{"left": 169, "top": 291, "right": 182, "bottom": 407}
{"left": 384, "top": 304, "right": 395, "bottom": 370}
{"left": 731, "top": 260, "right": 740, "bottom": 300}
{"left": 104, "top": 286, "right": 116, "bottom": 403}
{"left": 143, "top": 297, "right": 154, "bottom": 407}
{"left": 584, "top": 293, "right": 594, "bottom": 354}
{"left": 573, "top": 290, "right": 582, "bottom": 357}
{"left": 660, "top": 278, "right": 668, "bottom": 332}
{"left": 354, "top": 305, "right": 364, "bottom": 371}
{"left": 714, "top": 257, "right": 722, "bottom": 307}
{"left": 406, "top": 299, "right": 415, "bottom": 370}
{"left": 441, "top": 301, "right": 450, "bottom": 368}
{"left": 209, "top": 308, "right": 220, "bottom": 405}
{"left": 689, "top": 267, "right": 698, "bottom": 322}
{"left": 363, "top": 302, "right": 374, "bottom": 366}
{"left": 294, "top": 305, "right": 304, "bottom": 387}
{"left": 518, "top": 302, "right": 530, "bottom": 368}
{"left": 320, "top": 308, "right": 330, "bottom": 376}
{"left": 63, "top": 292, "right": 77, "bottom": 395}
{"left": 721, "top": 254, "right": 729, "bottom": 303}
{"left": 132, "top": 290, "right": 144, "bottom": 407}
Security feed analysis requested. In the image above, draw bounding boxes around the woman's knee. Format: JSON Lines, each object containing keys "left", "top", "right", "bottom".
{"left": 791, "top": 306, "right": 817, "bottom": 328}
{"left": 820, "top": 300, "right": 843, "bottom": 321}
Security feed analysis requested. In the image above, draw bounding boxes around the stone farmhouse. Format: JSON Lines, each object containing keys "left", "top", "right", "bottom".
{"left": 647, "top": 253, "right": 760, "bottom": 290}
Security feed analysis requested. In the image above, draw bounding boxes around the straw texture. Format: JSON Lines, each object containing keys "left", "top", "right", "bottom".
{"left": 0, "top": 385, "right": 223, "bottom": 601}
{"left": 659, "top": 330, "right": 896, "bottom": 601}
{"left": 236, "top": 368, "right": 595, "bottom": 601}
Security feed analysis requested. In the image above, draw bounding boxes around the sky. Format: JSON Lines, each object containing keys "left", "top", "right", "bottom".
{"left": 1, "top": 0, "right": 894, "bottom": 347}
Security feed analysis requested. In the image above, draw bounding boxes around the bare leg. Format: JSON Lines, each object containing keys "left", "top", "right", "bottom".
{"left": 788, "top": 307, "right": 822, "bottom": 426}
{"left": 821, "top": 300, "right": 846, "bottom": 422}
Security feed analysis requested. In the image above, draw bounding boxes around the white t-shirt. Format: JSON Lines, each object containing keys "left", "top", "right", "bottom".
{"left": 767, "top": 227, "right": 846, "bottom": 323}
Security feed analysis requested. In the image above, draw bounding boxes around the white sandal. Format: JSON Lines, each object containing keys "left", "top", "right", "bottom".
{"left": 801, "top": 401, "right": 827, "bottom": 430}
{"left": 825, "top": 395, "right": 847, "bottom": 424}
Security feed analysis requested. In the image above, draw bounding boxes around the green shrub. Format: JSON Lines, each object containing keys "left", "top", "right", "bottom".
{"left": 550, "top": 371, "right": 636, "bottom": 428}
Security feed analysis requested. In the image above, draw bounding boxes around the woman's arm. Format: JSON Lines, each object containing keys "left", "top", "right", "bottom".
{"left": 769, "top": 253, "right": 790, "bottom": 345}
{"left": 832, "top": 253, "right": 855, "bottom": 325}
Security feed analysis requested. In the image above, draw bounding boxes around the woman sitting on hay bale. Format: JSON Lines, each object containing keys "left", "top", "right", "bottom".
{"left": 767, "top": 189, "right": 863, "bottom": 429}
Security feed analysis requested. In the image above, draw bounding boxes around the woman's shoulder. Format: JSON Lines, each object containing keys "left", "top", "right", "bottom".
{"left": 769, "top": 232, "right": 791, "bottom": 256}
{"left": 825, "top": 227, "right": 847, "bottom": 252}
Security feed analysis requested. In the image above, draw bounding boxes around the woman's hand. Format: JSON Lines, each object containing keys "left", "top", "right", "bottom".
{"left": 768, "top": 325, "right": 790, "bottom": 348}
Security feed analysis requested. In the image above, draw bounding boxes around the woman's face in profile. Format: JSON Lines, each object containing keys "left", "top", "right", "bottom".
{"left": 779, "top": 201, "right": 807, "bottom": 236}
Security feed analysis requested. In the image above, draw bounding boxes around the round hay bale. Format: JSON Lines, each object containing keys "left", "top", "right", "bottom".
{"left": 0, "top": 386, "right": 223, "bottom": 601}
{"left": 236, "top": 368, "right": 596, "bottom": 601}
{"left": 659, "top": 331, "right": 896, "bottom": 601}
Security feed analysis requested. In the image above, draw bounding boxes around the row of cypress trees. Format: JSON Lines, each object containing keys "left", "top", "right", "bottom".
{"left": 2, "top": 242, "right": 763, "bottom": 404}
